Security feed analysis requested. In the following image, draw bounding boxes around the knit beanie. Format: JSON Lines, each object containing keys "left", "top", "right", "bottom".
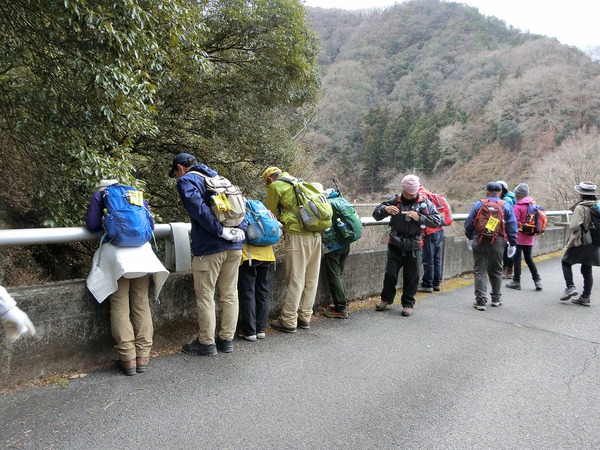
{"left": 401, "top": 175, "right": 420, "bottom": 195}
{"left": 514, "top": 183, "right": 529, "bottom": 198}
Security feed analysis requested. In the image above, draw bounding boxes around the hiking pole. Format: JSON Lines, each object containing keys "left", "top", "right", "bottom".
{"left": 332, "top": 178, "right": 342, "bottom": 197}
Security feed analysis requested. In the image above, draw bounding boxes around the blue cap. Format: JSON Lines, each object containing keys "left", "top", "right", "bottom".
{"left": 486, "top": 182, "right": 502, "bottom": 192}
{"left": 169, "top": 153, "right": 197, "bottom": 177}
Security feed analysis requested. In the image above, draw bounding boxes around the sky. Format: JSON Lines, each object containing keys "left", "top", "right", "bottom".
{"left": 302, "top": 0, "right": 598, "bottom": 51}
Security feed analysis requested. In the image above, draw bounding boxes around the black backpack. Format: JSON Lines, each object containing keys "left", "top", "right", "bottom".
{"left": 588, "top": 203, "right": 600, "bottom": 246}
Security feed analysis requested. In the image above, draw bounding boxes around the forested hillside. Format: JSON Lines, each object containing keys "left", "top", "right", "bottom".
{"left": 303, "top": 0, "right": 600, "bottom": 209}
{"left": 2, "top": 0, "right": 600, "bottom": 283}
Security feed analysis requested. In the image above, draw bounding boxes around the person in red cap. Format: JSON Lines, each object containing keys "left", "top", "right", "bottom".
{"left": 372, "top": 174, "right": 441, "bottom": 316}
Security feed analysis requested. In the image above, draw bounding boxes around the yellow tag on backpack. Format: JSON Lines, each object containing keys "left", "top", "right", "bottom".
{"left": 485, "top": 216, "right": 499, "bottom": 232}
{"left": 212, "top": 192, "right": 232, "bottom": 212}
{"left": 127, "top": 190, "right": 144, "bottom": 207}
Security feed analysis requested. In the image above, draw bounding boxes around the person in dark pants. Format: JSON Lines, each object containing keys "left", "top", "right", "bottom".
{"left": 560, "top": 181, "right": 600, "bottom": 306}
{"left": 505, "top": 183, "right": 542, "bottom": 291}
{"left": 497, "top": 181, "right": 517, "bottom": 279}
{"left": 417, "top": 185, "right": 452, "bottom": 293}
{"left": 464, "top": 182, "right": 518, "bottom": 311}
{"left": 323, "top": 244, "right": 351, "bottom": 319}
{"left": 372, "top": 175, "right": 441, "bottom": 317}
{"left": 238, "top": 244, "right": 275, "bottom": 341}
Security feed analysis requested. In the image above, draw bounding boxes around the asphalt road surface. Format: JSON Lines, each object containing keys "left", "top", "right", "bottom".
{"left": 2, "top": 256, "right": 600, "bottom": 449}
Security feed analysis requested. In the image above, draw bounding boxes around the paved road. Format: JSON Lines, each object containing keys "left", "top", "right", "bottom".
{"left": 2, "top": 256, "right": 600, "bottom": 449}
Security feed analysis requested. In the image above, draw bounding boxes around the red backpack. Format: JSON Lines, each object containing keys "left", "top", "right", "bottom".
{"left": 420, "top": 189, "right": 453, "bottom": 227}
{"left": 473, "top": 199, "right": 506, "bottom": 242}
{"left": 520, "top": 201, "right": 547, "bottom": 237}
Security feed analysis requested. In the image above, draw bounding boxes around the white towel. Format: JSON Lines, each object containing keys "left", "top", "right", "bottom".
{"left": 86, "top": 242, "right": 169, "bottom": 303}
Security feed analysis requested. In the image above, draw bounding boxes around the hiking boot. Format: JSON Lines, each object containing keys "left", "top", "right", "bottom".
{"left": 534, "top": 280, "right": 543, "bottom": 291}
{"left": 375, "top": 301, "right": 391, "bottom": 311}
{"left": 297, "top": 319, "right": 310, "bottom": 329}
{"left": 401, "top": 307, "right": 413, "bottom": 316}
{"left": 323, "top": 307, "right": 349, "bottom": 319}
{"left": 256, "top": 332, "right": 266, "bottom": 339}
{"left": 560, "top": 286, "right": 579, "bottom": 301}
{"left": 216, "top": 337, "right": 234, "bottom": 353}
{"left": 473, "top": 300, "right": 486, "bottom": 311}
{"left": 572, "top": 296, "right": 591, "bottom": 307}
{"left": 135, "top": 356, "right": 149, "bottom": 373}
{"left": 216, "top": 337, "right": 233, "bottom": 352}
{"left": 502, "top": 269, "right": 513, "bottom": 279}
{"left": 433, "top": 285, "right": 441, "bottom": 292}
{"left": 118, "top": 359, "right": 136, "bottom": 376}
{"left": 182, "top": 338, "right": 217, "bottom": 356}
{"left": 239, "top": 332, "right": 257, "bottom": 342}
{"left": 270, "top": 318, "right": 297, "bottom": 333}
{"left": 417, "top": 285, "right": 433, "bottom": 293}
{"left": 505, "top": 281, "right": 521, "bottom": 290}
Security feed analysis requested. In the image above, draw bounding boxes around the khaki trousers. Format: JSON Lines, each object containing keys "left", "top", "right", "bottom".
{"left": 192, "top": 250, "right": 241, "bottom": 344}
{"left": 109, "top": 275, "right": 152, "bottom": 362}
{"left": 280, "top": 233, "right": 322, "bottom": 328}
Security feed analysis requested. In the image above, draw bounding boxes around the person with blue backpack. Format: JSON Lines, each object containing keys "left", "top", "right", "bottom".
{"left": 86, "top": 179, "right": 169, "bottom": 376}
{"left": 237, "top": 199, "right": 281, "bottom": 341}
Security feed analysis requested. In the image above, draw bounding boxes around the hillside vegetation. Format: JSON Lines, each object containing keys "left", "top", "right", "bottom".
{"left": 2, "top": 0, "right": 600, "bottom": 283}
{"left": 303, "top": 0, "right": 600, "bottom": 210}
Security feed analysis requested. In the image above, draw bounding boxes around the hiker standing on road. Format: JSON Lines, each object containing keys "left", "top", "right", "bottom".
{"left": 321, "top": 188, "right": 359, "bottom": 319}
{"left": 170, "top": 153, "right": 246, "bottom": 356}
{"left": 505, "top": 183, "right": 542, "bottom": 292}
{"left": 464, "top": 182, "right": 518, "bottom": 311}
{"left": 497, "top": 180, "right": 517, "bottom": 280}
{"left": 372, "top": 175, "right": 442, "bottom": 317}
{"left": 417, "top": 184, "right": 452, "bottom": 293}
{"left": 238, "top": 241, "right": 275, "bottom": 341}
{"left": 0, "top": 285, "right": 36, "bottom": 343}
{"left": 263, "top": 167, "right": 323, "bottom": 333}
{"left": 86, "top": 179, "right": 169, "bottom": 376}
{"left": 559, "top": 181, "right": 600, "bottom": 306}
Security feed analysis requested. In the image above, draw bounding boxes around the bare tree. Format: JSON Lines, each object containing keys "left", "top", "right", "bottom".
{"left": 535, "top": 128, "right": 600, "bottom": 209}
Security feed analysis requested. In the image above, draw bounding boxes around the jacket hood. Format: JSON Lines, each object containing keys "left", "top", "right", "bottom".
{"left": 190, "top": 163, "right": 218, "bottom": 177}
{"left": 516, "top": 196, "right": 534, "bottom": 204}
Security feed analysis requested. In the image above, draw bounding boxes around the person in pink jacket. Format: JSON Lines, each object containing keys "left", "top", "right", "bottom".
{"left": 506, "top": 183, "right": 542, "bottom": 291}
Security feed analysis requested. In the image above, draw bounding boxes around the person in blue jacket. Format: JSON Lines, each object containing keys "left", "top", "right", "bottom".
{"left": 170, "top": 153, "right": 246, "bottom": 356}
{"left": 465, "top": 182, "right": 518, "bottom": 311}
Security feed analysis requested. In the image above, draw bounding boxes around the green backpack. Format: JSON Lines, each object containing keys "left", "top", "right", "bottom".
{"left": 323, "top": 194, "right": 363, "bottom": 245}
{"left": 279, "top": 176, "right": 333, "bottom": 232}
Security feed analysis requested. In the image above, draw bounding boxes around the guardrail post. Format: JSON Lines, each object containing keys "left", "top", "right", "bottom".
{"left": 165, "top": 223, "right": 192, "bottom": 272}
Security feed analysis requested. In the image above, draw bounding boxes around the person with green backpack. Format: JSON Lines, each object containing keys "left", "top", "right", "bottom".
{"left": 322, "top": 187, "right": 362, "bottom": 319}
{"left": 263, "top": 166, "right": 331, "bottom": 333}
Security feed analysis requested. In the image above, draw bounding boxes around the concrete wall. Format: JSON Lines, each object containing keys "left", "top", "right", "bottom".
{"left": 0, "top": 226, "right": 567, "bottom": 387}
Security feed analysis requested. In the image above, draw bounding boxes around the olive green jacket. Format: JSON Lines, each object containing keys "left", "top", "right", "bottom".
{"left": 265, "top": 172, "right": 314, "bottom": 236}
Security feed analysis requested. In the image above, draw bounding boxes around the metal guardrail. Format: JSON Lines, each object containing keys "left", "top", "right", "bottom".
{"left": 0, "top": 211, "right": 571, "bottom": 272}
{"left": 0, "top": 211, "right": 572, "bottom": 245}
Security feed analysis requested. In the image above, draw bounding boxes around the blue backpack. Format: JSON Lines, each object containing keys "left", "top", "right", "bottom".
{"left": 243, "top": 199, "right": 282, "bottom": 246}
{"left": 102, "top": 184, "right": 154, "bottom": 247}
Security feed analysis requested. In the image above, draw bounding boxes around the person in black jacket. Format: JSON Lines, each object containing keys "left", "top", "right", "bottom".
{"left": 372, "top": 175, "right": 442, "bottom": 316}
